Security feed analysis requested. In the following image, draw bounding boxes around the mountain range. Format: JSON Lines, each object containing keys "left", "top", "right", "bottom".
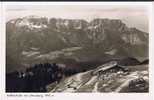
{"left": 6, "top": 16, "right": 148, "bottom": 73}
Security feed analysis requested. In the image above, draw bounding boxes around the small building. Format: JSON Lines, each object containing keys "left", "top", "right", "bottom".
{"left": 92, "top": 61, "right": 128, "bottom": 75}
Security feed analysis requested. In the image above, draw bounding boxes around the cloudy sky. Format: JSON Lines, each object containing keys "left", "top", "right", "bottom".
{"left": 6, "top": 5, "right": 149, "bottom": 32}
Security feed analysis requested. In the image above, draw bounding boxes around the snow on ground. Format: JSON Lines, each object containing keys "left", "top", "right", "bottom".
{"left": 63, "top": 88, "right": 75, "bottom": 92}
{"left": 49, "top": 63, "right": 149, "bottom": 93}
{"left": 127, "top": 71, "right": 140, "bottom": 79}
{"left": 86, "top": 76, "right": 97, "bottom": 85}
{"left": 75, "top": 71, "right": 90, "bottom": 81}
{"left": 141, "top": 71, "right": 148, "bottom": 75}
{"left": 114, "top": 71, "right": 148, "bottom": 92}
{"left": 76, "top": 73, "right": 83, "bottom": 82}
{"left": 115, "top": 77, "right": 136, "bottom": 92}
{"left": 93, "top": 82, "right": 99, "bottom": 92}
{"left": 54, "top": 71, "right": 89, "bottom": 92}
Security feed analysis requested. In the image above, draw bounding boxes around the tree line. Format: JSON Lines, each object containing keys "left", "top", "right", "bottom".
{"left": 6, "top": 63, "right": 79, "bottom": 92}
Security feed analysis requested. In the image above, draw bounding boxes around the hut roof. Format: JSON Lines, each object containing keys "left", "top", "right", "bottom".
{"left": 93, "top": 61, "right": 118, "bottom": 74}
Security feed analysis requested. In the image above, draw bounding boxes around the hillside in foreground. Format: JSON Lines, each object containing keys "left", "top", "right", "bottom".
{"left": 47, "top": 62, "right": 149, "bottom": 93}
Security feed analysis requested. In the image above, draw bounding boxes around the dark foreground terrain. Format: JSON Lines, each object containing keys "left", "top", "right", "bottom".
{"left": 6, "top": 58, "right": 149, "bottom": 93}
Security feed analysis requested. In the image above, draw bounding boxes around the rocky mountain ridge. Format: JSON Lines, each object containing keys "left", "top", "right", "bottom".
{"left": 6, "top": 16, "right": 148, "bottom": 73}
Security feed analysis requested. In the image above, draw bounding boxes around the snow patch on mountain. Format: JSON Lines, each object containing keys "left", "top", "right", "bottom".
{"left": 15, "top": 17, "right": 47, "bottom": 30}
{"left": 22, "top": 51, "right": 40, "bottom": 57}
{"left": 62, "top": 47, "right": 82, "bottom": 52}
{"left": 64, "top": 20, "right": 69, "bottom": 26}
{"left": 36, "top": 51, "right": 62, "bottom": 60}
{"left": 30, "top": 47, "right": 39, "bottom": 51}
{"left": 10, "top": 20, "right": 15, "bottom": 24}
{"left": 122, "top": 34, "right": 143, "bottom": 45}
{"left": 105, "top": 49, "right": 117, "bottom": 55}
